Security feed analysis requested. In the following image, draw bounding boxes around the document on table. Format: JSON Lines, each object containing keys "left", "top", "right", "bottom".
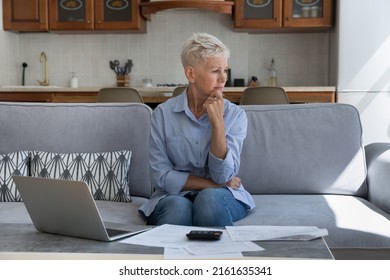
{"left": 120, "top": 224, "right": 223, "bottom": 249}
{"left": 164, "top": 248, "right": 243, "bottom": 259}
{"left": 120, "top": 224, "right": 264, "bottom": 258}
{"left": 226, "top": 226, "right": 328, "bottom": 241}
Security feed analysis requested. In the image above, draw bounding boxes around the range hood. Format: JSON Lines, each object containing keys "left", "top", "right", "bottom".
{"left": 139, "top": 0, "right": 234, "bottom": 21}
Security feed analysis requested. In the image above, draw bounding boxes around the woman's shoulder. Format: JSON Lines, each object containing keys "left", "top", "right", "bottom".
{"left": 224, "top": 99, "right": 245, "bottom": 114}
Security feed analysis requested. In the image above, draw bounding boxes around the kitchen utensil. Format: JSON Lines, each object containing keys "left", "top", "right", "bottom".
{"left": 109, "top": 60, "right": 121, "bottom": 75}
{"left": 22, "top": 62, "right": 28, "bottom": 86}
{"left": 126, "top": 59, "right": 133, "bottom": 74}
{"left": 109, "top": 59, "right": 133, "bottom": 75}
{"left": 113, "top": 60, "right": 120, "bottom": 74}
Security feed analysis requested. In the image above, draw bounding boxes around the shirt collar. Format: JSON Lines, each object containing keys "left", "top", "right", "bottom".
{"left": 173, "top": 90, "right": 206, "bottom": 123}
{"left": 173, "top": 90, "right": 188, "bottom": 113}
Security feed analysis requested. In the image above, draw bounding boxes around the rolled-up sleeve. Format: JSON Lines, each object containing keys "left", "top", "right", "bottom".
{"left": 208, "top": 109, "right": 247, "bottom": 184}
{"left": 149, "top": 107, "right": 188, "bottom": 194}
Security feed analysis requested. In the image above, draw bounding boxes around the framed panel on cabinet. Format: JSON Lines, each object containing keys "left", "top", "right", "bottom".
{"left": 235, "top": 0, "right": 283, "bottom": 29}
{"left": 95, "top": 0, "right": 145, "bottom": 31}
{"left": 49, "top": 0, "right": 94, "bottom": 30}
{"left": 2, "top": 0, "right": 49, "bottom": 31}
{"left": 283, "top": 0, "right": 333, "bottom": 28}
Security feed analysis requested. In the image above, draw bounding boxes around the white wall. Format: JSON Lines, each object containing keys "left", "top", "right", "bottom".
{"left": 0, "top": 5, "right": 331, "bottom": 88}
{"left": 0, "top": 3, "right": 19, "bottom": 86}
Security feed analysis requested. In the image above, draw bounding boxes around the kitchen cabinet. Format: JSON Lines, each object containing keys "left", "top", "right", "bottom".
{"left": 234, "top": 0, "right": 333, "bottom": 31}
{"left": 49, "top": 0, "right": 145, "bottom": 31}
{"left": 221, "top": 87, "right": 336, "bottom": 103}
{"left": 139, "top": 1, "right": 234, "bottom": 21}
{"left": 2, "top": 0, "right": 49, "bottom": 31}
{"left": 0, "top": 90, "right": 97, "bottom": 102}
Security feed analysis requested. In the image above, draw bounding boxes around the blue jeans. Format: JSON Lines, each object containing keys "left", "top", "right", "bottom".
{"left": 147, "top": 187, "right": 248, "bottom": 226}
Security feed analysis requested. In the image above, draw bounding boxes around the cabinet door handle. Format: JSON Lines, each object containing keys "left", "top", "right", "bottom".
{"left": 286, "top": 17, "right": 289, "bottom": 21}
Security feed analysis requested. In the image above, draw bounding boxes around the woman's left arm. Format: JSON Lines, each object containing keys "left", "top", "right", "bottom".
{"left": 207, "top": 101, "right": 248, "bottom": 184}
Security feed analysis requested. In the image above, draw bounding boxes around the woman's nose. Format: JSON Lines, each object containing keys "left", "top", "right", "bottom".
{"left": 218, "top": 72, "right": 227, "bottom": 83}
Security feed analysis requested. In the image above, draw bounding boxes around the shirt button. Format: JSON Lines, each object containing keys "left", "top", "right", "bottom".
{"left": 195, "top": 141, "right": 199, "bottom": 144}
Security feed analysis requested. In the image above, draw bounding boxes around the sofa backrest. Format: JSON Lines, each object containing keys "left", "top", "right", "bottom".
{"left": 0, "top": 102, "right": 153, "bottom": 198}
{"left": 238, "top": 103, "right": 368, "bottom": 197}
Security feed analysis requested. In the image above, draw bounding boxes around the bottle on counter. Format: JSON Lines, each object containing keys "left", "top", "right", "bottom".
{"left": 268, "top": 58, "right": 277, "bottom": 86}
{"left": 70, "top": 72, "right": 78, "bottom": 88}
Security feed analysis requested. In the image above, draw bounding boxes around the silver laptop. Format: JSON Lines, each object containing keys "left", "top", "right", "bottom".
{"left": 13, "top": 176, "right": 149, "bottom": 242}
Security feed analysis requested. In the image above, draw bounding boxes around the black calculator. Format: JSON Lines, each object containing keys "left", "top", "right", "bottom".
{"left": 186, "top": 230, "right": 223, "bottom": 240}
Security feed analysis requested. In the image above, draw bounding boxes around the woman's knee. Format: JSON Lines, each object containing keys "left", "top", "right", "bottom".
{"left": 149, "top": 195, "right": 192, "bottom": 226}
{"left": 193, "top": 188, "right": 248, "bottom": 226}
{"left": 192, "top": 188, "right": 231, "bottom": 226}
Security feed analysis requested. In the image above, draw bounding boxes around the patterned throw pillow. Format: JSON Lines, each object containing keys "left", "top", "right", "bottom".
{"left": 0, "top": 151, "right": 30, "bottom": 202}
{"left": 31, "top": 150, "right": 132, "bottom": 202}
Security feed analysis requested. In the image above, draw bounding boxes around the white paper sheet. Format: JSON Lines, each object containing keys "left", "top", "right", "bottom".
{"left": 226, "top": 225, "right": 328, "bottom": 241}
{"left": 120, "top": 224, "right": 230, "bottom": 249}
{"left": 120, "top": 224, "right": 264, "bottom": 259}
{"left": 164, "top": 248, "right": 243, "bottom": 259}
{"left": 184, "top": 240, "right": 263, "bottom": 255}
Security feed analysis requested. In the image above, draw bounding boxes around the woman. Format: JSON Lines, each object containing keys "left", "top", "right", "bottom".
{"left": 139, "top": 33, "right": 255, "bottom": 226}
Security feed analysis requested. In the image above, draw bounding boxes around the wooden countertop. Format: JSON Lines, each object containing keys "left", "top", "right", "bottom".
{"left": 0, "top": 86, "right": 336, "bottom": 103}
{"left": 0, "top": 85, "right": 336, "bottom": 93}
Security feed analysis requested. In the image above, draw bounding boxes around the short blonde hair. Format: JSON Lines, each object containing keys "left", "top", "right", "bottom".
{"left": 181, "top": 33, "right": 230, "bottom": 68}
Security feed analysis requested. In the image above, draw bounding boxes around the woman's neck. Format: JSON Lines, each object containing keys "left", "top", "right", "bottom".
{"left": 187, "top": 89, "right": 207, "bottom": 119}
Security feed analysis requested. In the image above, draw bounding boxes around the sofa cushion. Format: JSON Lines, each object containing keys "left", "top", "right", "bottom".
{"left": 0, "top": 102, "right": 153, "bottom": 199}
{"left": 239, "top": 104, "right": 367, "bottom": 197}
{"left": 0, "top": 151, "right": 30, "bottom": 202}
{"left": 31, "top": 150, "right": 132, "bottom": 202}
{"left": 235, "top": 194, "right": 390, "bottom": 252}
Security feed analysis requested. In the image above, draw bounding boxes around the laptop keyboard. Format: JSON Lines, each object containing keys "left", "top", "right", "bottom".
{"left": 106, "top": 228, "right": 131, "bottom": 237}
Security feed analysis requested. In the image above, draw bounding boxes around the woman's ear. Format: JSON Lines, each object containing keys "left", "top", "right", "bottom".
{"left": 184, "top": 66, "right": 195, "bottom": 83}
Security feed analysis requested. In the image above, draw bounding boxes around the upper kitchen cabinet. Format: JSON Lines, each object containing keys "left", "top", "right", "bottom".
{"left": 95, "top": 0, "right": 145, "bottom": 30}
{"left": 49, "top": 0, "right": 94, "bottom": 30}
{"left": 49, "top": 0, "right": 145, "bottom": 32}
{"left": 2, "top": 0, "right": 49, "bottom": 31}
{"left": 283, "top": 0, "right": 333, "bottom": 28}
{"left": 234, "top": 0, "right": 333, "bottom": 31}
{"left": 235, "top": 0, "right": 282, "bottom": 29}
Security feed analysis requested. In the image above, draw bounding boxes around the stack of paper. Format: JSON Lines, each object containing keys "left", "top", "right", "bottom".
{"left": 120, "top": 224, "right": 328, "bottom": 259}
{"left": 226, "top": 225, "right": 328, "bottom": 241}
{"left": 120, "top": 224, "right": 263, "bottom": 259}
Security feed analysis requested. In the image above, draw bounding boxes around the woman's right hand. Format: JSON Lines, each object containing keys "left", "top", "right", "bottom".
{"left": 223, "top": 176, "right": 241, "bottom": 190}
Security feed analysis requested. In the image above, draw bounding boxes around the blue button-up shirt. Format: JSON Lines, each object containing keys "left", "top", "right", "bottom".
{"left": 139, "top": 91, "right": 255, "bottom": 217}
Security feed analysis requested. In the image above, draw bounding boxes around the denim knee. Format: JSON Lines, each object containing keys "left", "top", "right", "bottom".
{"left": 193, "top": 188, "right": 235, "bottom": 226}
{"left": 148, "top": 195, "right": 193, "bottom": 226}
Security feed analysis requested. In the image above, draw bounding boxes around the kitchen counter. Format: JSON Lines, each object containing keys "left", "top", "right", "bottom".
{"left": 0, "top": 85, "right": 336, "bottom": 93}
{"left": 0, "top": 86, "right": 336, "bottom": 103}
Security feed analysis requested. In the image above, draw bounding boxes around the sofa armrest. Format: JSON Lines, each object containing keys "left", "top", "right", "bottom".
{"left": 365, "top": 142, "right": 390, "bottom": 214}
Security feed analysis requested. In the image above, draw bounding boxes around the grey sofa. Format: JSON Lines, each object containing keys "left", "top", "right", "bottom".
{"left": 1, "top": 102, "right": 389, "bottom": 260}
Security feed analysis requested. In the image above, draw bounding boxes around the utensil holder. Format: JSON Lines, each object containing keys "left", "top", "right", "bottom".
{"left": 116, "top": 75, "right": 129, "bottom": 87}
